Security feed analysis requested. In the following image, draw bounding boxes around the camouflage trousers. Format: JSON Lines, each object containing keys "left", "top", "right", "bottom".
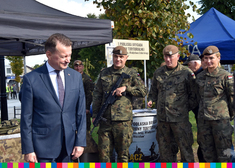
{"left": 98, "top": 120, "right": 133, "bottom": 162}
{"left": 157, "top": 121, "right": 194, "bottom": 162}
{"left": 197, "top": 119, "right": 233, "bottom": 162}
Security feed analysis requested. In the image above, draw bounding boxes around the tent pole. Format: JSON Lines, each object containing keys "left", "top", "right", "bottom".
{"left": 0, "top": 55, "right": 8, "bottom": 121}
{"left": 144, "top": 60, "right": 147, "bottom": 108}
{"left": 234, "top": 71, "right": 235, "bottom": 142}
{"left": 22, "top": 41, "right": 26, "bottom": 75}
{"left": 24, "top": 56, "right": 26, "bottom": 74}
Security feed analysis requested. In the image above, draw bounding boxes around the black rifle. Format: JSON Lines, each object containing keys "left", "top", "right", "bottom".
{"left": 90, "top": 72, "right": 130, "bottom": 135}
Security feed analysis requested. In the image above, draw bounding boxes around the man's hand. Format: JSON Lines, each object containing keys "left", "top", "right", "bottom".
{"left": 112, "top": 86, "right": 126, "bottom": 97}
{"left": 86, "top": 109, "right": 90, "bottom": 114}
{"left": 147, "top": 101, "right": 153, "bottom": 108}
{"left": 92, "top": 118, "right": 95, "bottom": 123}
{"left": 24, "top": 152, "right": 38, "bottom": 162}
{"left": 71, "top": 146, "right": 84, "bottom": 160}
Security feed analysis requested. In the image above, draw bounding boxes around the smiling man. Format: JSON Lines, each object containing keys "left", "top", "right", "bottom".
{"left": 147, "top": 45, "right": 196, "bottom": 162}
{"left": 92, "top": 46, "right": 146, "bottom": 162}
{"left": 20, "top": 33, "right": 86, "bottom": 162}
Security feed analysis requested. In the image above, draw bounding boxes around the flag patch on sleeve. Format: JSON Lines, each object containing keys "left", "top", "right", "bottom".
{"left": 228, "top": 75, "right": 233, "bottom": 79}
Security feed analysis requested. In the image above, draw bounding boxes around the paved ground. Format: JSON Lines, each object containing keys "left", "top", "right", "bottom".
{"left": 0, "top": 94, "right": 21, "bottom": 120}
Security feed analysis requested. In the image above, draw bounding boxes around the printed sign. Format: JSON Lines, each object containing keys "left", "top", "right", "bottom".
{"left": 105, "top": 39, "right": 149, "bottom": 67}
{"left": 129, "top": 113, "right": 159, "bottom": 162}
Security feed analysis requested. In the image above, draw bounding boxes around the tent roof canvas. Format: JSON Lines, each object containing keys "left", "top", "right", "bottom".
{"left": 0, "top": 0, "right": 112, "bottom": 56}
{"left": 177, "top": 7, "right": 235, "bottom": 63}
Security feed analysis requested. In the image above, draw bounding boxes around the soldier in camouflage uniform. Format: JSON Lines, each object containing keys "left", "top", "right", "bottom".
{"left": 147, "top": 45, "right": 196, "bottom": 162}
{"left": 74, "top": 60, "right": 94, "bottom": 131}
{"left": 92, "top": 46, "right": 146, "bottom": 162}
{"left": 74, "top": 60, "right": 97, "bottom": 154}
{"left": 195, "top": 46, "right": 234, "bottom": 162}
{"left": 183, "top": 54, "right": 205, "bottom": 162}
{"left": 132, "top": 74, "right": 145, "bottom": 109}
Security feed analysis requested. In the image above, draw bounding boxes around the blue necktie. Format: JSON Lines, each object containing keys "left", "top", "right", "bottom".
{"left": 55, "top": 70, "right": 65, "bottom": 107}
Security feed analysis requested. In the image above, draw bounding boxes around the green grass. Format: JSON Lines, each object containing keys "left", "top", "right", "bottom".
{"left": 90, "top": 119, "right": 99, "bottom": 144}
{"left": 188, "top": 111, "right": 199, "bottom": 161}
{"left": 189, "top": 111, "right": 198, "bottom": 148}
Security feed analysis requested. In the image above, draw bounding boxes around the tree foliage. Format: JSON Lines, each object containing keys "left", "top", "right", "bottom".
{"left": 33, "top": 63, "right": 44, "bottom": 69}
{"left": 5, "top": 56, "right": 24, "bottom": 83}
{"left": 71, "top": 44, "right": 106, "bottom": 82}
{"left": 198, "top": 0, "right": 235, "bottom": 20}
{"left": 80, "top": 45, "right": 106, "bottom": 81}
{"left": 70, "top": 13, "right": 107, "bottom": 81}
{"left": 231, "top": 64, "right": 235, "bottom": 72}
{"left": 91, "top": 0, "right": 197, "bottom": 78}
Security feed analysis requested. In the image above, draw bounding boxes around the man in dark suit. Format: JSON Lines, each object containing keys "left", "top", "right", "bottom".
{"left": 20, "top": 33, "right": 86, "bottom": 162}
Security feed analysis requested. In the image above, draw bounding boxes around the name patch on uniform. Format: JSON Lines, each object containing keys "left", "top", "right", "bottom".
{"left": 228, "top": 75, "right": 233, "bottom": 79}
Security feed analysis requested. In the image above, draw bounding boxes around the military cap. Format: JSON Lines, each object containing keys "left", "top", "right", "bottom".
{"left": 183, "top": 54, "right": 200, "bottom": 65}
{"left": 202, "top": 46, "right": 219, "bottom": 56}
{"left": 113, "top": 46, "right": 127, "bottom": 55}
{"left": 163, "top": 45, "right": 179, "bottom": 56}
{"left": 73, "top": 60, "right": 83, "bottom": 66}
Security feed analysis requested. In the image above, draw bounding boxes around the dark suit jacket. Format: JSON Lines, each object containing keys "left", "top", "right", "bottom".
{"left": 20, "top": 63, "right": 86, "bottom": 158}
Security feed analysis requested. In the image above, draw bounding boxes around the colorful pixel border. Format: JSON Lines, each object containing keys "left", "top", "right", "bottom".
{"left": 0, "top": 163, "right": 234, "bottom": 168}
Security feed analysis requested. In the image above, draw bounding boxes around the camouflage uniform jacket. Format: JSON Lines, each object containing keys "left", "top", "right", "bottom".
{"left": 92, "top": 65, "right": 146, "bottom": 121}
{"left": 196, "top": 67, "right": 234, "bottom": 120}
{"left": 148, "top": 63, "right": 196, "bottom": 122}
{"left": 82, "top": 72, "right": 94, "bottom": 110}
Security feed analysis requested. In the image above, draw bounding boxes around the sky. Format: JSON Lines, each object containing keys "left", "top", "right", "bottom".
{"left": 5, "top": 0, "right": 201, "bottom": 67}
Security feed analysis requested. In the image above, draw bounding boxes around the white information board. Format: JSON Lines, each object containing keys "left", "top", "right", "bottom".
{"left": 105, "top": 39, "right": 149, "bottom": 67}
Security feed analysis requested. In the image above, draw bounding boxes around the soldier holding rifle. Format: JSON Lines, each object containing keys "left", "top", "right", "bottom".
{"left": 92, "top": 46, "right": 146, "bottom": 162}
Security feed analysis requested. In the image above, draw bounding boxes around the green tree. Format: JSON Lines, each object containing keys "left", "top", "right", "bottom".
{"left": 6, "top": 56, "right": 24, "bottom": 83}
{"left": 70, "top": 13, "right": 107, "bottom": 81}
{"left": 79, "top": 45, "right": 106, "bottom": 81}
{"left": 33, "top": 63, "right": 44, "bottom": 69}
{"left": 91, "top": 0, "right": 198, "bottom": 78}
{"left": 71, "top": 44, "right": 106, "bottom": 82}
{"left": 231, "top": 64, "right": 235, "bottom": 72}
{"left": 198, "top": 0, "right": 235, "bottom": 20}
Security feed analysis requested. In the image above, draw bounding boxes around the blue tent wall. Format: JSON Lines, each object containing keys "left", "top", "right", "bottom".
{"left": 178, "top": 7, "right": 235, "bottom": 64}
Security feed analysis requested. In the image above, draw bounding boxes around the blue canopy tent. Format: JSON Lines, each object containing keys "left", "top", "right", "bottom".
{"left": 178, "top": 7, "right": 235, "bottom": 64}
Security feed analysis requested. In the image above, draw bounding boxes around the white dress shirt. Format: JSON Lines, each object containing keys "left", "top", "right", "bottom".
{"left": 46, "top": 62, "right": 65, "bottom": 99}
